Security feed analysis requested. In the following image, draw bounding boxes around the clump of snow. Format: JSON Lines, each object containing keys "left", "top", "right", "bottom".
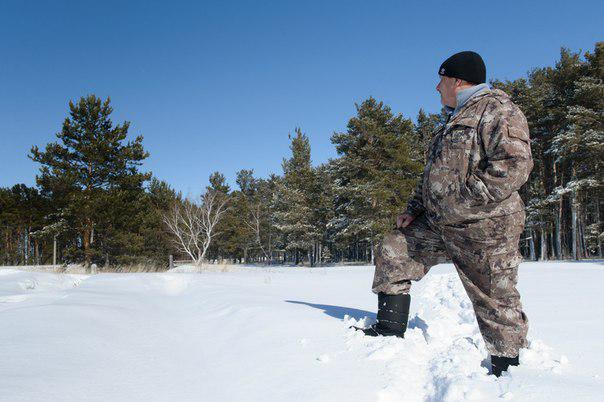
{"left": 0, "top": 262, "right": 601, "bottom": 401}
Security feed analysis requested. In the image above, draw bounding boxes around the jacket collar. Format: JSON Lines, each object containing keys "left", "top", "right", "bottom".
{"left": 453, "top": 83, "right": 490, "bottom": 116}
{"left": 446, "top": 89, "right": 500, "bottom": 128}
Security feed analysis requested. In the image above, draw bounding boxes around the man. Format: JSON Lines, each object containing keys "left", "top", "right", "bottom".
{"left": 355, "top": 51, "right": 533, "bottom": 377}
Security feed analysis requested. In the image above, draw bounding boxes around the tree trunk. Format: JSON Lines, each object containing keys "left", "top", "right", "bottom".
{"left": 578, "top": 206, "right": 587, "bottom": 259}
{"left": 53, "top": 235, "right": 57, "bottom": 266}
{"left": 83, "top": 218, "right": 93, "bottom": 269}
{"left": 35, "top": 240, "right": 39, "bottom": 265}
{"left": 548, "top": 225, "right": 555, "bottom": 260}
{"left": 529, "top": 228, "right": 536, "bottom": 261}
{"left": 540, "top": 227, "right": 548, "bottom": 261}
{"left": 571, "top": 192, "right": 578, "bottom": 260}
{"left": 597, "top": 200, "right": 603, "bottom": 258}
{"left": 268, "top": 233, "right": 273, "bottom": 265}
{"left": 555, "top": 201, "right": 562, "bottom": 259}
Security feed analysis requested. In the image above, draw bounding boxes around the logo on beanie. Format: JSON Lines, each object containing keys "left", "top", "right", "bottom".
{"left": 440, "top": 68, "right": 445, "bottom": 75}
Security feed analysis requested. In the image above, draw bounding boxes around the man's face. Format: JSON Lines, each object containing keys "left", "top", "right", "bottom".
{"left": 436, "top": 75, "right": 459, "bottom": 108}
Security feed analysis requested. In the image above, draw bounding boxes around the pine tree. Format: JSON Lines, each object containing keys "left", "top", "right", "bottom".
{"left": 330, "top": 97, "right": 423, "bottom": 261}
{"left": 235, "top": 170, "right": 277, "bottom": 263}
{"left": 136, "top": 179, "right": 180, "bottom": 266}
{"left": 273, "top": 128, "right": 319, "bottom": 265}
{"left": 203, "top": 171, "right": 242, "bottom": 262}
{"left": 29, "top": 95, "right": 150, "bottom": 268}
{"left": 415, "top": 108, "right": 444, "bottom": 163}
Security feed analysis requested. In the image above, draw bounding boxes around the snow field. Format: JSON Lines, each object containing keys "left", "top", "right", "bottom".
{"left": 0, "top": 262, "right": 602, "bottom": 401}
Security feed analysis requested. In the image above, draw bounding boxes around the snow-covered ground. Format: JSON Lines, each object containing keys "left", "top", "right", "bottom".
{"left": 0, "top": 261, "right": 602, "bottom": 402}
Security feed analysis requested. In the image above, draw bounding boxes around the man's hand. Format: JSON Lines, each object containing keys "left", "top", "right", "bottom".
{"left": 396, "top": 213, "right": 416, "bottom": 229}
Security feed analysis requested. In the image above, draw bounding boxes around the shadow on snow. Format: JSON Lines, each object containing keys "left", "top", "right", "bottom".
{"left": 285, "top": 300, "right": 375, "bottom": 321}
{"left": 285, "top": 300, "right": 430, "bottom": 334}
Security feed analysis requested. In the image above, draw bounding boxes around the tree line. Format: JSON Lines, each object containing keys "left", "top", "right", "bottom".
{"left": 1, "top": 42, "right": 601, "bottom": 269}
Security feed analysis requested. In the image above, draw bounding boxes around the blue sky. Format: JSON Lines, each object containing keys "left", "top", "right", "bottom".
{"left": 1, "top": 0, "right": 602, "bottom": 195}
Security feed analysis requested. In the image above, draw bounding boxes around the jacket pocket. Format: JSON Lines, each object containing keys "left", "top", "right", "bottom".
{"left": 461, "top": 174, "right": 496, "bottom": 207}
{"left": 507, "top": 125, "right": 530, "bottom": 143}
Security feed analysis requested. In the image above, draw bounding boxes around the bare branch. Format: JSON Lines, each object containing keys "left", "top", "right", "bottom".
{"left": 163, "top": 190, "right": 229, "bottom": 266}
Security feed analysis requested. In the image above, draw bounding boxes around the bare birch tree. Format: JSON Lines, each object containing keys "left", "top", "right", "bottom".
{"left": 164, "top": 190, "right": 229, "bottom": 265}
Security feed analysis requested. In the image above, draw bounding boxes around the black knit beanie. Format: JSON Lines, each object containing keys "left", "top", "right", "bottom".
{"left": 438, "top": 51, "right": 486, "bottom": 84}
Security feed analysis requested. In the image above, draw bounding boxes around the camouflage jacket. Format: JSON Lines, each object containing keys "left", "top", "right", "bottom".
{"left": 406, "top": 89, "right": 533, "bottom": 225}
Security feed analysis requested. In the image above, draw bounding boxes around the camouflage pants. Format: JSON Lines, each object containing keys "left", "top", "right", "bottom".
{"left": 372, "top": 211, "right": 529, "bottom": 358}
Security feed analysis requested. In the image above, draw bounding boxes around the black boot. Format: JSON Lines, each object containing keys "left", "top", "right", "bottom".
{"left": 352, "top": 293, "right": 410, "bottom": 338}
{"left": 491, "top": 355, "right": 519, "bottom": 377}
